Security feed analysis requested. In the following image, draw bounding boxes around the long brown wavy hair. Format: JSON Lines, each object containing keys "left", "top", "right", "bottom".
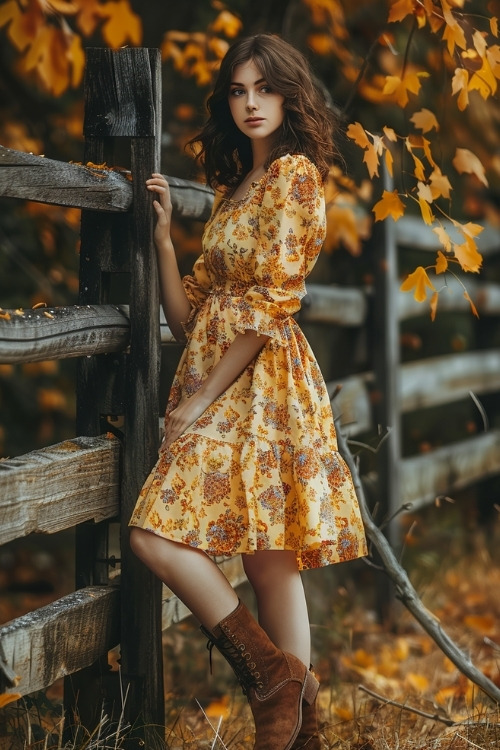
{"left": 189, "top": 34, "right": 339, "bottom": 188}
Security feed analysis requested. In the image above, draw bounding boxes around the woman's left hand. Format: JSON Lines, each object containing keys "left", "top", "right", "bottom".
{"left": 163, "top": 393, "right": 211, "bottom": 447}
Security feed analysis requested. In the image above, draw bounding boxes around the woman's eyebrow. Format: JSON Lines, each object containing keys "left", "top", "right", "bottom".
{"left": 230, "top": 78, "right": 266, "bottom": 87}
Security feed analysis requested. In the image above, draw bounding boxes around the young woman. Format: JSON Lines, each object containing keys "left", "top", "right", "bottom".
{"left": 129, "top": 34, "right": 367, "bottom": 750}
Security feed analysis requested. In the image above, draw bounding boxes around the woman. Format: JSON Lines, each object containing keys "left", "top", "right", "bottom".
{"left": 129, "top": 34, "right": 367, "bottom": 750}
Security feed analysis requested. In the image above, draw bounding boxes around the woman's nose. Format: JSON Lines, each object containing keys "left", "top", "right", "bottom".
{"left": 246, "top": 94, "right": 258, "bottom": 111}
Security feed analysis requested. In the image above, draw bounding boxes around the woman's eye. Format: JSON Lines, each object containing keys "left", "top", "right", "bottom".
{"left": 230, "top": 88, "right": 244, "bottom": 96}
{"left": 260, "top": 85, "right": 272, "bottom": 93}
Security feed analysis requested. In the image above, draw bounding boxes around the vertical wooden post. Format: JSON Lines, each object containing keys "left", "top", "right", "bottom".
{"left": 370, "top": 165, "right": 402, "bottom": 618}
{"left": 68, "top": 48, "right": 164, "bottom": 746}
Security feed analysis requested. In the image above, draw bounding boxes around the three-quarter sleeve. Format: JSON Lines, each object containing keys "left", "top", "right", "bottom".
{"left": 233, "top": 154, "right": 326, "bottom": 344}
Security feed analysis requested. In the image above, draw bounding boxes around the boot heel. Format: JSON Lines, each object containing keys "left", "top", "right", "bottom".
{"left": 302, "top": 668, "right": 319, "bottom": 706}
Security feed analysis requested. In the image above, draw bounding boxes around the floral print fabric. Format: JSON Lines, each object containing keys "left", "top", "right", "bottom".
{"left": 129, "top": 154, "right": 367, "bottom": 570}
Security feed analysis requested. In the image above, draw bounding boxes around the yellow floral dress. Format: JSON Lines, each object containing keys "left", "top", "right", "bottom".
{"left": 130, "top": 153, "right": 367, "bottom": 570}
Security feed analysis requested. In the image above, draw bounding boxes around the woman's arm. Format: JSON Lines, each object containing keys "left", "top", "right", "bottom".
{"left": 147, "top": 173, "right": 192, "bottom": 342}
{"left": 163, "top": 329, "right": 269, "bottom": 446}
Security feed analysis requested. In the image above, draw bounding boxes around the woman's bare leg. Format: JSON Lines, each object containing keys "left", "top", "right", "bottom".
{"left": 242, "top": 550, "right": 311, "bottom": 666}
{"left": 129, "top": 527, "right": 238, "bottom": 629}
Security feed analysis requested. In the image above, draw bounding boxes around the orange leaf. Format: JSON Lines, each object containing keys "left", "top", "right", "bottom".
{"left": 435, "top": 250, "right": 449, "bottom": 273}
{"left": 486, "top": 45, "right": 500, "bottom": 77}
{"left": 441, "top": 0, "right": 467, "bottom": 55}
{"left": 418, "top": 197, "right": 434, "bottom": 225}
{"left": 429, "top": 167, "right": 452, "bottom": 200}
{"left": 69, "top": 32, "right": 85, "bottom": 88}
{"left": 453, "top": 235, "right": 483, "bottom": 273}
{"left": 383, "top": 125, "right": 398, "bottom": 142}
{"left": 101, "top": 0, "right": 142, "bottom": 48}
{"left": 430, "top": 291, "right": 438, "bottom": 321}
{"left": 401, "top": 266, "right": 435, "bottom": 302}
{"left": 210, "top": 10, "right": 242, "bottom": 38}
{"left": 383, "top": 71, "right": 428, "bottom": 107}
{"left": 384, "top": 146, "right": 394, "bottom": 177}
{"left": 346, "top": 121, "right": 371, "bottom": 150}
{"left": 463, "top": 290, "right": 479, "bottom": 318}
{"left": 433, "top": 226, "right": 452, "bottom": 252}
{"left": 410, "top": 108, "right": 439, "bottom": 132}
{"left": 468, "top": 56, "right": 497, "bottom": 98}
{"left": 491, "top": 17, "right": 498, "bottom": 37}
{"left": 417, "top": 181, "right": 433, "bottom": 203}
{"left": 451, "top": 68, "right": 469, "bottom": 110}
{"left": 373, "top": 189, "right": 405, "bottom": 222}
{"left": 388, "top": 0, "right": 416, "bottom": 23}
{"left": 452, "top": 148, "right": 488, "bottom": 186}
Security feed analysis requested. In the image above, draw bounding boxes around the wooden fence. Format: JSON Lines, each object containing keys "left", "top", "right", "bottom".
{"left": 1, "top": 46, "right": 500, "bottom": 745}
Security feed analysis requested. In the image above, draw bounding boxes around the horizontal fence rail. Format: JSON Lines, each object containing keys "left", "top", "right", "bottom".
{"left": 0, "top": 435, "right": 120, "bottom": 546}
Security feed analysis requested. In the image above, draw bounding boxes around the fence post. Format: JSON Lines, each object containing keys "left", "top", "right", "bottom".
{"left": 369, "top": 165, "right": 402, "bottom": 619}
{"left": 66, "top": 48, "right": 164, "bottom": 746}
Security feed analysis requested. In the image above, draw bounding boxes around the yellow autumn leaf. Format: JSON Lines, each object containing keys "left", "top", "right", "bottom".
{"left": 430, "top": 291, "right": 439, "bottom": 321}
{"left": 346, "top": 121, "right": 371, "bottom": 150}
{"left": 383, "top": 71, "right": 428, "bottom": 107}
{"left": 453, "top": 235, "right": 483, "bottom": 273}
{"left": 410, "top": 108, "right": 439, "bottom": 133}
{"left": 210, "top": 10, "right": 242, "bottom": 38}
{"left": 384, "top": 146, "right": 394, "bottom": 177}
{"left": 383, "top": 125, "right": 398, "bottom": 142}
{"left": 441, "top": 0, "right": 467, "bottom": 56}
{"left": 418, "top": 197, "right": 434, "bottom": 224}
{"left": 452, "top": 148, "right": 488, "bottom": 187}
{"left": 373, "top": 189, "right": 405, "bottom": 222}
{"left": 400, "top": 266, "right": 435, "bottom": 302}
{"left": 435, "top": 250, "right": 449, "bottom": 273}
{"left": 487, "top": 45, "right": 500, "bottom": 77}
{"left": 429, "top": 167, "right": 452, "bottom": 200}
{"left": 468, "top": 56, "right": 497, "bottom": 98}
{"left": 463, "top": 290, "right": 479, "bottom": 318}
{"left": 335, "top": 705, "right": 354, "bottom": 721}
{"left": 101, "top": 0, "right": 142, "bottom": 48}
{"left": 417, "top": 181, "right": 433, "bottom": 203}
{"left": 491, "top": 17, "right": 498, "bottom": 37}
{"left": 451, "top": 68, "right": 469, "bottom": 110}
{"left": 388, "top": 0, "right": 416, "bottom": 23}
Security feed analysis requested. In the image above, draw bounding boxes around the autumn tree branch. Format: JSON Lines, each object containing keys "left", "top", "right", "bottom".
{"left": 335, "top": 427, "right": 500, "bottom": 706}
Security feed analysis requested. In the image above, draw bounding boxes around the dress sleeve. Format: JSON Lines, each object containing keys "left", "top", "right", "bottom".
{"left": 233, "top": 154, "right": 326, "bottom": 344}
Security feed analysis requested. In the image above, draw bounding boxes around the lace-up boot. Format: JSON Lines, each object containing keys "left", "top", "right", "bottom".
{"left": 201, "top": 600, "right": 319, "bottom": 750}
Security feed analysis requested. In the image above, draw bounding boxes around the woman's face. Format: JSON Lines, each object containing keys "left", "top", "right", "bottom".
{"left": 228, "top": 59, "right": 285, "bottom": 147}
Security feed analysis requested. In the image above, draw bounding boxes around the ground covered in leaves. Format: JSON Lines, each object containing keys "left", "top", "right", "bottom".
{"left": 1, "top": 503, "right": 500, "bottom": 749}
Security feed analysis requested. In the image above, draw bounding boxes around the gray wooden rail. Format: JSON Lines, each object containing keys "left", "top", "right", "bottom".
{"left": 1, "top": 45, "right": 500, "bottom": 745}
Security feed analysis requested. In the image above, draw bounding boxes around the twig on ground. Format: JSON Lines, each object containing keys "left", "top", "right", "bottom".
{"left": 335, "top": 426, "right": 500, "bottom": 706}
{"left": 358, "top": 684, "right": 455, "bottom": 726}
{"left": 195, "top": 699, "right": 228, "bottom": 750}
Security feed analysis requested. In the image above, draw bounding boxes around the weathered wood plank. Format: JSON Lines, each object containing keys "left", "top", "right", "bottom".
{"left": 302, "top": 284, "right": 367, "bottom": 326}
{"left": 0, "top": 145, "right": 132, "bottom": 211}
{"left": 0, "top": 304, "right": 176, "bottom": 364}
{"left": 400, "top": 429, "right": 500, "bottom": 511}
{"left": 0, "top": 142, "right": 210, "bottom": 222}
{"left": 400, "top": 350, "right": 500, "bottom": 411}
{"left": 0, "top": 435, "right": 120, "bottom": 545}
{"left": 0, "top": 587, "right": 119, "bottom": 696}
{"left": 329, "top": 349, "right": 500, "bottom": 436}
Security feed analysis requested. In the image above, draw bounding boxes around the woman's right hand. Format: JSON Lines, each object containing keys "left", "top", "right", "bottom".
{"left": 146, "top": 173, "right": 173, "bottom": 250}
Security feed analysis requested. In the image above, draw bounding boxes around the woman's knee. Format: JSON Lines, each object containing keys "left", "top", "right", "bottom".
{"left": 243, "top": 550, "right": 298, "bottom": 590}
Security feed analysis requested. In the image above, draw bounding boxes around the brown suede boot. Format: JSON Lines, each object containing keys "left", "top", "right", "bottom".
{"left": 290, "top": 669, "right": 322, "bottom": 749}
{"left": 201, "top": 600, "right": 319, "bottom": 750}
